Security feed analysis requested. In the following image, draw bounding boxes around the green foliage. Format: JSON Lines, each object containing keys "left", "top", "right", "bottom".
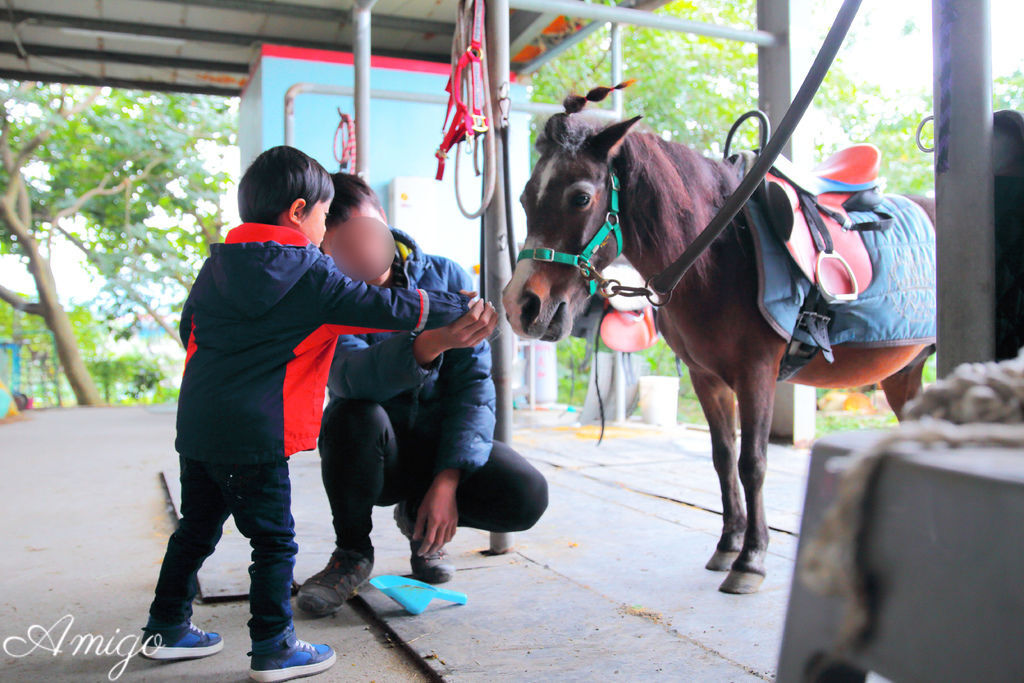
{"left": 0, "top": 294, "right": 179, "bottom": 406}
{"left": 0, "top": 81, "right": 236, "bottom": 337}
{"left": 88, "top": 353, "right": 170, "bottom": 404}
{"left": 994, "top": 69, "right": 1024, "bottom": 112}
{"left": 527, "top": 0, "right": 760, "bottom": 157}
{"left": 525, "top": 0, "right": 944, "bottom": 195}
{"left": 555, "top": 336, "right": 706, "bottom": 424}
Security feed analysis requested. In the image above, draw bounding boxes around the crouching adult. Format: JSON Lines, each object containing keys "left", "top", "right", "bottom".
{"left": 297, "top": 174, "right": 549, "bottom": 617}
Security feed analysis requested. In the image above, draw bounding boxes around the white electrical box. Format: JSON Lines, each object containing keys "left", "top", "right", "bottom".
{"left": 388, "top": 176, "right": 482, "bottom": 274}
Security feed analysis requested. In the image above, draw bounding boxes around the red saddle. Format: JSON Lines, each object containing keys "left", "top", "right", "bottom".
{"left": 813, "top": 143, "right": 881, "bottom": 186}
{"left": 762, "top": 144, "right": 882, "bottom": 301}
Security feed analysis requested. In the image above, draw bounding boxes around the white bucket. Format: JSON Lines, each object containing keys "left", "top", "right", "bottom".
{"left": 637, "top": 375, "right": 679, "bottom": 427}
{"left": 531, "top": 341, "right": 558, "bottom": 404}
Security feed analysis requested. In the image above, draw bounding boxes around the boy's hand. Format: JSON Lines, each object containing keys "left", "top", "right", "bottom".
{"left": 413, "top": 468, "right": 460, "bottom": 556}
{"left": 413, "top": 293, "right": 497, "bottom": 366}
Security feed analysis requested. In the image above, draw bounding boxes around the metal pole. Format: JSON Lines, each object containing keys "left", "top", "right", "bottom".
{"left": 932, "top": 0, "right": 995, "bottom": 376}
{"left": 353, "top": 0, "right": 377, "bottom": 178}
{"left": 282, "top": 83, "right": 617, "bottom": 147}
{"left": 610, "top": 22, "right": 623, "bottom": 118}
{"left": 757, "top": 0, "right": 792, "bottom": 160}
{"left": 485, "top": 0, "right": 514, "bottom": 554}
{"left": 760, "top": 0, "right": 817, "bottom": 444}
{"left": 508, "top": 0, "right": 777, "bottom": 46}
{"left": 528, "top": 341, "right": 536, "bottom": 411}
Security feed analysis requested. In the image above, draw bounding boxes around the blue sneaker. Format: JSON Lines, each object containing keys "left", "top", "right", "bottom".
{"left": 249, "top": 628, "right": 336, "bottom": 682}
{"left": 140, "top": 621, "right": 223, "bottom": 660}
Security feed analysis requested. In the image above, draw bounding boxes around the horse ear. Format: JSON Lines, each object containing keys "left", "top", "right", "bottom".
{"left": 588, "top": 115, "right": 642, "bottom": 160}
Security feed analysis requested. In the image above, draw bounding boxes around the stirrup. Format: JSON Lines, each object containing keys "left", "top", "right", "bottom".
{"left": 815, "top": 251, "right": 859, "bottom": 303}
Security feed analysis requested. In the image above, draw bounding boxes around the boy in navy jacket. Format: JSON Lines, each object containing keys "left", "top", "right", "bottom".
{"left": 140, "top": 147, "right": 481, "bottom": 683}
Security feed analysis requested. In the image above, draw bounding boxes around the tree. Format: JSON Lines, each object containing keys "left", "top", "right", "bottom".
{"left": 0, "top": 82, "right": 235, "bottom": 405}
{"left": 527, "top": 1, "right": 760, "bottom": 158}
{"left": 523, "top": 0, "right": 952, "bottom": 196}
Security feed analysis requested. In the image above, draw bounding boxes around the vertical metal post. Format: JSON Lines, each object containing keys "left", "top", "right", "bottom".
{"left": 612, "top": 352, "right": 626, "bottom": 423}
{"left": 932, "top": 0, "right": 995, "bottom": 376}
{"left": 757, "top": 0, "right": 810, "bottom": 162}
{"left": 610, "top": 22, "right": 623, "bottom": 118}
{"left": 760, "top": 0, "right": 816, "bottom": 444}
{"left": 485, "top": 0, "right": 514, "bottom": 554}
{"left": 353, "top": 0, "right": 377, "bottom": 178}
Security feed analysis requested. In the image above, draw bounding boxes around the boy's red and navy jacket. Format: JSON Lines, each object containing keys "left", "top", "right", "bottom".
{"left": 175, "top": 223, "right": 470, "bottom": 464}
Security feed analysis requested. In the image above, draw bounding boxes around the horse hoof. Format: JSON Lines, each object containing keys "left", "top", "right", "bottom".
{"left": 705, "top": 550, "right": 740, "bottom": 572}
{"left": 718, "top": 570, "right": 765, "bottom": 594}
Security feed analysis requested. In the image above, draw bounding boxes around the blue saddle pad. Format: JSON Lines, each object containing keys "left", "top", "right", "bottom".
{"left": 750, "top": 194, "right": 936, "bottom": 348}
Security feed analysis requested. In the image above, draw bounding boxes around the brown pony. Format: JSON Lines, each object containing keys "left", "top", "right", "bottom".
{"left": 502, "top": 93, "right": 934, "bottom": 594}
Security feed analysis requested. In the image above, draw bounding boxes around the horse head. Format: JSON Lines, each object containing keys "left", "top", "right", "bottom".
{"left": 502, "top": 83, "right": 641, "bottom": 341}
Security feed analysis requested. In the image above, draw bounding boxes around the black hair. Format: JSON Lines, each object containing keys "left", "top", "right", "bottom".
{"left": 325, "top": 173, "right": 384, "bottom": 228}
{"left": 237, "top": 146, "right": 334, "bottom": 225}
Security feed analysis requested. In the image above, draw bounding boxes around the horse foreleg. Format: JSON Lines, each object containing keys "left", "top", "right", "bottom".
{"left": 690, "top": 369, "right": 745, "bottom": 571}
{"left": 719, "top": 372, "right": 776, "bottom": 594}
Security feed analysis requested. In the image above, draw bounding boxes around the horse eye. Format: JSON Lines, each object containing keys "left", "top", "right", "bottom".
{"left": 571, "top": 193, "right": 591, "bottom": 207}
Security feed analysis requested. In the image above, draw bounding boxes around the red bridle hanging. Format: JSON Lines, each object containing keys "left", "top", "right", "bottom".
{"left": 435, "top": 0, "right": 488, "bottom": 181}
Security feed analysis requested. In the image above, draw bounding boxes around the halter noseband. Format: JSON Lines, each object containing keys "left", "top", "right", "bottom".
{"left": 516, "top": 166, "right": 623, "bottom": 295}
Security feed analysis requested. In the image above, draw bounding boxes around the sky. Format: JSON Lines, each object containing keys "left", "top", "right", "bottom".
{"left": 2, "top": 0, "right": 1023, "bottom": 310}
{"left": 839, "top": 0, "right": 1023, "bottom": 95}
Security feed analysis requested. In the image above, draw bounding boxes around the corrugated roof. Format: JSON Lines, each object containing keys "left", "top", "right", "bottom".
{"left": 0, "top": 0, "right": 610, "bottom": 95}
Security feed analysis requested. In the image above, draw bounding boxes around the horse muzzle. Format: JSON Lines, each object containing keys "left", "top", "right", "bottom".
{"left": 502, "top": 265, "right": 577, "bottom": 341}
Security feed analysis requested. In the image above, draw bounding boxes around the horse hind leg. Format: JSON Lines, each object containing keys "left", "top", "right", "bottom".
{"left": 689, "top": 370, "right": 745, "bottom": 572}
{"left": 880, "top": 345, "right": 934, "bottom": 420}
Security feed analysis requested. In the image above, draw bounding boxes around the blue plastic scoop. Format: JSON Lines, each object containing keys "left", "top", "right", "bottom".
{"left": 369, "top": 575, "right": 467, "bottom": 615}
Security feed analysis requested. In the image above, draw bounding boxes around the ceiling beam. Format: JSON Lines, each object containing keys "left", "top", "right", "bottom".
{"left": 0, "top": 68, "right": 239, "bottom": 96}
{"left": 140, "top": 0, "right": 454, "bottom": 36}
{"left": 1, "top": 9, "right": 449, "bottom": 63}
{"left": 509, "top": 10, "right": 558, "bottom": 59}
{"left": 0, "top": 41, "right": 250, "bottom": 73}
{"left": 508, "top": 0, "right": 777, "bottom": 46}
{"left": 510, "top": 0, "right": 671, "bottom": 73}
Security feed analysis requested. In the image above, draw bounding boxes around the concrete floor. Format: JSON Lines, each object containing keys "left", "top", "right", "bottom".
{"left": 0, "top": 406, "right": 426, "bottom": 683}
{"left": 0, "top": 406, "right": 810, "bottom": 681}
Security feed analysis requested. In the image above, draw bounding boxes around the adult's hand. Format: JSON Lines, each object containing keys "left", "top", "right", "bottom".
{"left": 413, "top": 468, "right": 460, "bottom": 556}
{"left": 413, "top": 291, "right": 497, "bottom": 366}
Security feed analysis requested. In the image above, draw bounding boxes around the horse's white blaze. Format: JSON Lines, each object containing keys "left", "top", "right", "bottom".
{"left": 533, "top": 157, "right": 558, "bottom": 204}
{"left": 502, "top": 235, "right": 543, "bottom": 336}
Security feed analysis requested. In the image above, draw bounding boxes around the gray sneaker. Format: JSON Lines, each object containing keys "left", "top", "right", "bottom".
{"left": 393, "top": 502, "right": 456, "bottom": 584}
{"left": 296, "top": 548, "right": 373, "bottom": 616}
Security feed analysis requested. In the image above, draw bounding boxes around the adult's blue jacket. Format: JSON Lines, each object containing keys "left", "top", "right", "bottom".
{"left": 175, "top": 223, "right": 470, "bottom": 463}
{"left": 326, "top": 229, "right": 496, "bottom": 476}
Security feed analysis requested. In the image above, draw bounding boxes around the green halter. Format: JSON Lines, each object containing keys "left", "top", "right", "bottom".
{"left": 517, "top": 168, "right": 623, "bottom": 295}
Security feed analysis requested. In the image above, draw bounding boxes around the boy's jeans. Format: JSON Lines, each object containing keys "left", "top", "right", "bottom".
{"left": 147, "top": 455, "right": 297, "bottom": 643}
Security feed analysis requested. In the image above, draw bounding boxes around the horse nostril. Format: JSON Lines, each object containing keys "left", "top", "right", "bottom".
{"left": 520, "top": 291, "right": 542, "bottom": 327}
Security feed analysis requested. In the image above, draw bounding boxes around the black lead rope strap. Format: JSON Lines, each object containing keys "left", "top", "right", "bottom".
{"left": 645, "top": 0, "right": 864, "bottom": 303}
{"left": 799, "top": 192, "right": 834, "bottom": 254}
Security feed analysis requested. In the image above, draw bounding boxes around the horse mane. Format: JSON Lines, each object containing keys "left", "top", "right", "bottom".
{"left": 539, "top": 105, "right": 740, "bottom": 285}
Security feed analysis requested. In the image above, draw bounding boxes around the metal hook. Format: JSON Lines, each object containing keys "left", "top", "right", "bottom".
{"left": 916, "top": 115, "right": 935, "bottom": 153}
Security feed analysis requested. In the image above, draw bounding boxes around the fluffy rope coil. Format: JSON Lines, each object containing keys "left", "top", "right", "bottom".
{"left": 799, "top": 348, "right": 1024, "bottom": 648}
